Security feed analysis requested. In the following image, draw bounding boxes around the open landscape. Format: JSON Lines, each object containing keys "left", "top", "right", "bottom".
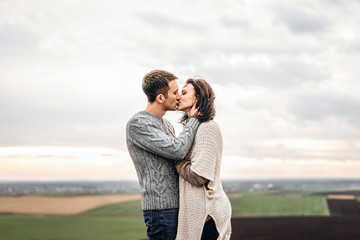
{"left": 2, "top": 0, "right": 360, "bottom": 238}
{"left": 1, "top": 180, "right": 360, "bottom": 239}
{"left": 0, "top": 194, "right": 141, "bottom": 215}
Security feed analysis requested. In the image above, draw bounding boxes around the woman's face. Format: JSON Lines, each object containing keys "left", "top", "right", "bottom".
{"left": 177, "top": 83, "right": 197, "bottom": 112}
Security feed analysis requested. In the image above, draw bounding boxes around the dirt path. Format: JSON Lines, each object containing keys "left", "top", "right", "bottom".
{"left": 231, "top": 216, "right": 360, "bottom": 239}
{"left": 0, "top": 194, "right": 141, "bottom": 216}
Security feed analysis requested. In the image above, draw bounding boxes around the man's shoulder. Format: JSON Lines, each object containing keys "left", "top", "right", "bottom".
{"left": 127, "top": 111, "right": 164, "bottom": 131}
{"left": 128, "top": 111, "right": 150, "bottom": 124}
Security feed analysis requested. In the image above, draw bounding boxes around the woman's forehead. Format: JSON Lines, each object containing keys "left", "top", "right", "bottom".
{"left": 182, "top": 83, "right": 194, "bottom": 91}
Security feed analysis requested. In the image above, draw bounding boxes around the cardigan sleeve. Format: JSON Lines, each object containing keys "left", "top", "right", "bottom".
{"left": 127, "top": 116, "right": 200, "bottom": 160}
{"left": 190, "top": 121, "right": 223, "bottom": 182}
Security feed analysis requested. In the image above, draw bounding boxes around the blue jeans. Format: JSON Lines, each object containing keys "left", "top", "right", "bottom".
{"left": 143, "top": 208, "right": 178, "bottom": 240}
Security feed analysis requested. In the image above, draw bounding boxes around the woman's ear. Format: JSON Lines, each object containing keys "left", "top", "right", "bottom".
{"left": 194, "top": 96, "right": 199, "bottom": 105}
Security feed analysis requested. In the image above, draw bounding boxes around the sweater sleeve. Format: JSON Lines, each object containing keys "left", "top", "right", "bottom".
{"left": 127, "top": 116, "right": 200, "bottom": 160}
{"left": 175, "top": 160, "right": 209, "bottom": 187}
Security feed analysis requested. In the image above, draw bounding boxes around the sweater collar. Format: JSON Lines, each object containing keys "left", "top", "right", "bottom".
{"left": 140, "top": 111, "right": 164, "bottom": 123}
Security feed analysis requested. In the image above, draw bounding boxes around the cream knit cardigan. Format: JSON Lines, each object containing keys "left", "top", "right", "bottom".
{"left": 176, "top": 120, "right": 232, "bottom": 240}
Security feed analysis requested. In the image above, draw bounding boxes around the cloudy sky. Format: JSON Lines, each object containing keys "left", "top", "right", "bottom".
{"left": 1, "top": 0, "right": 360, "bottom": 181}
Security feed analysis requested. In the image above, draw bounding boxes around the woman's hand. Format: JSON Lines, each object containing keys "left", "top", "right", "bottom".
{"left": 189, "top": 101, "right": 199, "bottom": 118}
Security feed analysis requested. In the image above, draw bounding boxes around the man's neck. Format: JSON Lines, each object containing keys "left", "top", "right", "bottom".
{"left": 145, "top": 103, "right": 166, "bottom": 119}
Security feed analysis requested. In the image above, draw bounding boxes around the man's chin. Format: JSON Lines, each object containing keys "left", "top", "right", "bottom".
{"left": 167, "top": 103, "right": 184, "bottom": 112}
{"left": 167, "top": 106, "right": 178, "bottom": 111}
{"left": 176, "top": 106, "right": 185, "bottom": 112}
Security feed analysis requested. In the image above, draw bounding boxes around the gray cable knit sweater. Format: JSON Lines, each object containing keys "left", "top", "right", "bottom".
{"left": 126, "top": 111, "right": 200, "bottom": 210}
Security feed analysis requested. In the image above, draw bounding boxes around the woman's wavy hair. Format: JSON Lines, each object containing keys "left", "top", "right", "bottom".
{"left": 180, "top": 78, "right": 216, "bottom": 125}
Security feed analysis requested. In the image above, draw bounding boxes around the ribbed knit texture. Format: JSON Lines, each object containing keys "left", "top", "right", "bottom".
{"left": 126, "top": 111, "right": 200, "bottom": 210}
{"left": 176, "top": 120, "right": 232, "bottom": 240}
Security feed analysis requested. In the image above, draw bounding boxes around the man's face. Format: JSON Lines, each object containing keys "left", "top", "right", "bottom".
{"left": 163, "top": 80, "right": 181, "bottom": 111}
{"left": 178, "top": 83, "right": 196, "bottom": 112}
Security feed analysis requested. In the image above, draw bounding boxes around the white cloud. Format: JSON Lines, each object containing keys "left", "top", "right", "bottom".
{"left": 1, "top": 0, "right": 360, "bottom": 180}
{"left": 0, "top": 147, "right": 137, "bottom": 180}
{"left": 222, "top": 155, "right": 360, "bottom": 179}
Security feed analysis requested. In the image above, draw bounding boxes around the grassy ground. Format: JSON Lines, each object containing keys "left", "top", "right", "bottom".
{"left": 230, "top": 192, "right": 330, "bottom": 216}
{"left": 81, "top": 193, "right": 330, "bottom": 217}
{"left": 81, "top": 199, "right": 143, "bottom": 217}
{"left": 0, "top": 215, "right": 146, "bottom": 240}
{"left": 0, "top": 192, "right": 331, "bottom": 239}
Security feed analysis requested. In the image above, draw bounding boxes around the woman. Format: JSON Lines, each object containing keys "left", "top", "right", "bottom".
{"left": 175, "top": 78, "right": 232, "bottom": 240}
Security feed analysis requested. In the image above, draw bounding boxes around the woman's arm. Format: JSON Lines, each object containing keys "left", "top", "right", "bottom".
{"left": 176, "top": 160, "right": 209, "bottom": 188}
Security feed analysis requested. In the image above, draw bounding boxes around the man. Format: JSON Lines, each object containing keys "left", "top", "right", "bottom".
{"left": 126, "top": 70, "right": 200, "bottom": 240}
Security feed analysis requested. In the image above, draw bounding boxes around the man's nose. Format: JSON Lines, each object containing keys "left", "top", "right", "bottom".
{"left": 176, "top": 93, "right": 181, "bottom": 100}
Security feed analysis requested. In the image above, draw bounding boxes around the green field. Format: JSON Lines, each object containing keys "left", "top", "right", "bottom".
{"left": 81, "top": 200, "right": 143, "bottom": 217}
{"left": 230, "top": 192, "right": 330, "bottom": 216}
{"left": 0, "top": 192, "right": 331, "bottom": 240}
{"left": 0, "top": 215, "right": 146, "bottom": 240}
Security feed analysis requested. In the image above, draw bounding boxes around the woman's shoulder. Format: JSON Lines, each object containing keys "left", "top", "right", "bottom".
{"left": 199, "top": 120, "right": 219, "bottom": 129}
{"left": 194, "top": 120, "right": 223, "bottom": 154}
{"left": 198, "top": 120, "right": 221, "bottom": 134}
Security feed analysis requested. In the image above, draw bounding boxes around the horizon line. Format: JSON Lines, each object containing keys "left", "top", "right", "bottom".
{"left": 1, "top": 177, "right": 360, "bottom": 183}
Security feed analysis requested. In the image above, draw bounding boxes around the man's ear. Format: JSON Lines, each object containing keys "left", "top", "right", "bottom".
{"left": 156, "top": 94, "right": 165, "bottom": 104}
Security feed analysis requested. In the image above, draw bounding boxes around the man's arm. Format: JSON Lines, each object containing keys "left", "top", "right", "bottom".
{"left": 127, "top": 117, "right": 200, "bottom": 160}
{"left": 176, "top": 160, "right": 209, "bottom": 187}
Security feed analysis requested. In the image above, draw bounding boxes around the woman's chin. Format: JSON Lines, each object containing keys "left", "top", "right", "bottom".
{"left": 177, "top": 105, "right": 188, "bottom": 112}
